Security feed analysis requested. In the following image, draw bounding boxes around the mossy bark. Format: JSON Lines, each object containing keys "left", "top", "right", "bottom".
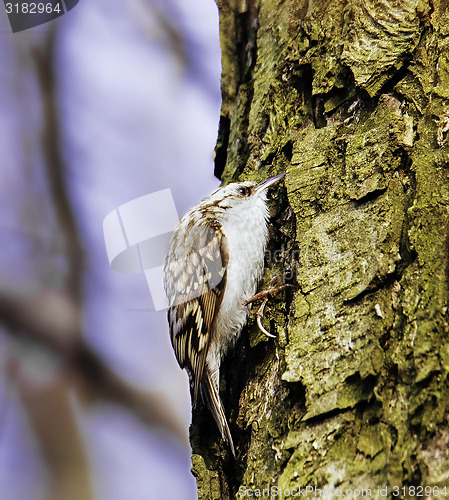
{"left": 192, "top": 1, "right": 449, "bottom": 498}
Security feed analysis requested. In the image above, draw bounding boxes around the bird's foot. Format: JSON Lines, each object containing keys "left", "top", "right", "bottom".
{"left": 244, "top": 277, "right": 292, "bottom": 338}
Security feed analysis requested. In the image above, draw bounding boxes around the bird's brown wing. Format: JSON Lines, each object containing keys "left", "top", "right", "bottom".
{"left": 165, "top": 223, "right": 228, "bottom": 405}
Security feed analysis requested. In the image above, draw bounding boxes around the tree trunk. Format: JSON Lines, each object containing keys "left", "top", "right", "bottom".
{"left": 191, "top": 0, "right": 449, "bottom": 498}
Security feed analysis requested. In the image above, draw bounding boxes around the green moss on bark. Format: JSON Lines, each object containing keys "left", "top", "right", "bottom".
{"left": 194, "top": 1, "right": 449, "bottom": 498}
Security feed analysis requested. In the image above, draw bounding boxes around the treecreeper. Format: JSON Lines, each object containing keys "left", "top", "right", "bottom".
{"left": 164, "top": 173, "right": 286, "bottom": 455}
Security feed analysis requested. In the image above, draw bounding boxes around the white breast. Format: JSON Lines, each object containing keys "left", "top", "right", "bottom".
{"left": 213, "top": 197, "right": 269, "bottom": 359}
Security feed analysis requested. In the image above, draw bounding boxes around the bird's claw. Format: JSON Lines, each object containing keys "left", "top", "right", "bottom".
{"left": 244, "top": 277, "right": 293, "bottom": 338}
{"left": 256, "top": 299, "right": 276, "bottom": 338}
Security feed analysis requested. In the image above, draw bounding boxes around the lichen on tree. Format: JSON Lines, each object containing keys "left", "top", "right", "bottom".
{"left": 192, "top": 1, "right": 449, "bottom": 498}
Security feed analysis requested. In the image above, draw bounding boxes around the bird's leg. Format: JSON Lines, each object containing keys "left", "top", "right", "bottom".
{"left": 244, "top": 276, "right": 292, "bottom": 338}
{"left": 244, "top": 276, "right": 292, "bottom": 305}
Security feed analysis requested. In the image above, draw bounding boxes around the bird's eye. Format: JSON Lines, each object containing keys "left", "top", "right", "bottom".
{"left": 237, "top": 186, "right": 249, "bottom": 196}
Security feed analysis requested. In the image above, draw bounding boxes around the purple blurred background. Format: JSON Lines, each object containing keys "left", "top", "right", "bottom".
{"left": 0, "top": 1, "right": 221, "bottom": 498}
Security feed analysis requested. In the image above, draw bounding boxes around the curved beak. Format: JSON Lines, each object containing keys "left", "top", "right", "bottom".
{"left": 255, "top": 173, "right": 286, "bottom": 195}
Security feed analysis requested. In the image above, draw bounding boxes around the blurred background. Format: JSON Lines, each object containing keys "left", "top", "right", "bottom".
{"left": 0, "top": 1, "right": 221, "bottom": 499}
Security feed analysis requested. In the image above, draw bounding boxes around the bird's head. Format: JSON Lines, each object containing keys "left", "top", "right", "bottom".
{"left": 204, "top": 173, "right": 286, "bottom": 221}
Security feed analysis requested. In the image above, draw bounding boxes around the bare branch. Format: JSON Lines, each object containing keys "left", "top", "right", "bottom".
{"left": 0, "top": 287, "right": 188, "bottom": 446}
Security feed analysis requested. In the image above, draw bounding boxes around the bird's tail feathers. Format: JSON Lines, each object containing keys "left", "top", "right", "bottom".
{"left": 202, "top": 371, "right": 235, "bottom": 456}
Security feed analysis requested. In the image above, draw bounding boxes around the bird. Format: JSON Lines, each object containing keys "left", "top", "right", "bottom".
{"left": 163, "top": 173, "right": 286, "bottom": 455}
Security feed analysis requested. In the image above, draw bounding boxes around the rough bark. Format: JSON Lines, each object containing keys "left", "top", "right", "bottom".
{"left": 192, "top": 0, "right": 449, "bottom": 497}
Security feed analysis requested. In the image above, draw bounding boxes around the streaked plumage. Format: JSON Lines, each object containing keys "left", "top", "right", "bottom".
{"left": 164, "top": 174, "right": 285, "bottom": 455}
